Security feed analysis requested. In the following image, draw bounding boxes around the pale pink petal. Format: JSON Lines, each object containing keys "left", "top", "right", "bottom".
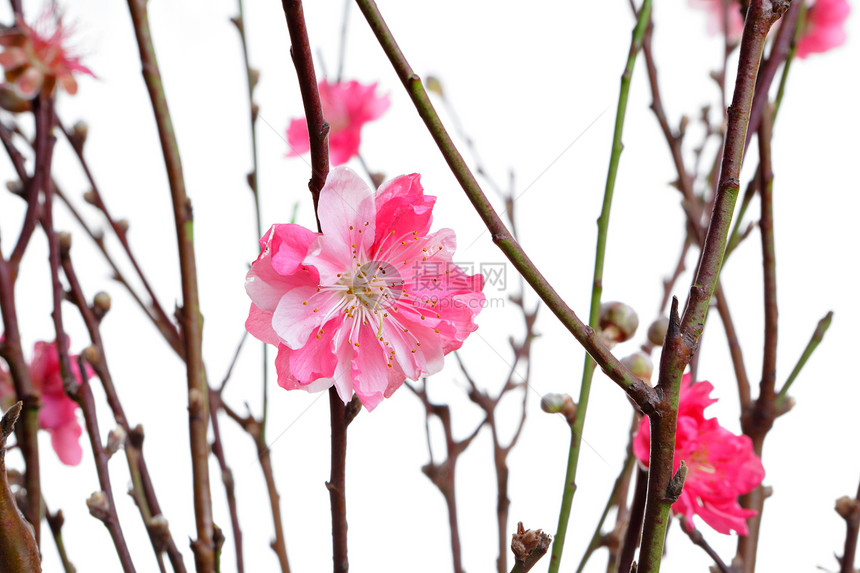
{"left": 797, "top": 0, "right": 850, "bottom": 58}
{"left": 373, "top": 173, "right": 436, "bottom": 247}
{"left": 286, "top": 317, "right": 341, "bottom": 383}
{"left": 50, "top": 420, "right": 83, "bottom": 466}
{"left": 245, "top": 303, "right": 280, "bottom": 345}
{"left": 351, "top": 326, "right": 391, "bottom": 411}
{"left": 328, "top": 128, "right": 361, "bottom": 166}
{"left": 380, "top": 317, "right": 445, "bottom": 380}
{"left": 274, "top": 343, "right": 334, "bottom": 393}
{"left": 285, "top": 117, "right": 311, "bottom": 157}
{"left": 271, "top": 285, "right": 341, "bottom": 349}
{"left": 268, "top": 224, "right": 319, "bottom": 276}
{"left": 331, "top": 329, "right": 355, "bottom": 403}
{"left": 316, "top": 166, "right": 377, "bottom": 252}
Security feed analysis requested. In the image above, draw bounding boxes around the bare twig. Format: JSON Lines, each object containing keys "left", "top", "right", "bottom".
{"left": 61, "top": 251, "right": 186, "bottom": 572}
{"left": 125, "top": 1, "right": 216, "bottom": 568}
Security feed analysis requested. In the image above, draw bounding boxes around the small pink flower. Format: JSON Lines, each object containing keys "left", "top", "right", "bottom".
{"left": 29, "top": 340, "right": 93, "bottom": 466}
{"left": 0, "top": 9, "right": 94, "bottom": 99}
{"left": 796, "top": 0, "right": 850, "bottom": 58}
{"left": 245, "top": 166, "right": 485, "bottom": 410}
{"left": 690, "top": 0, "right": 746, "bottom": 40}
{"left": 633, "top": 374, "right": 765, "bottom": 535}
{"left": 286, "top": 80, "right": 390, "bottom": 166}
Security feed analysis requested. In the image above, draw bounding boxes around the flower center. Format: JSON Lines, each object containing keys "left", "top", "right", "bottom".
{"left": 340, "top": 260, "right": 403, "bottom": 317}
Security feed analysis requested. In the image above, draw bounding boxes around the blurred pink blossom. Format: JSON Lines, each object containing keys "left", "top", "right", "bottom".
{"left": 286, "top": 79, "right": 390, "bottom": 166}
{"left": 797, "top": 0, "right": 850, "bottom": 58}
{"left": 633, "top": 374, "right": 765, "bottom": 535}
{"left": 0, "top": 9, "right": 94, "bottom": 99}
{"left": 690, "top": 0, "right": 746, "bottom": 40}
{"left": 29, "top": 340, "right": 93, "bottom": 466}
{"left": 245, "top": 166, "right": 484, "bottom": 410}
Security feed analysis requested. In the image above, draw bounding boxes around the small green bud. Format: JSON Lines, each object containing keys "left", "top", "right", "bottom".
{"left": 598, "top": 301, "right": 639, "bottom": 344}
{"left": 647, "top": 317, "right": 669, "bottom": 346}
{"left": 621, "top": 352, "right": 653, "bottom": 382}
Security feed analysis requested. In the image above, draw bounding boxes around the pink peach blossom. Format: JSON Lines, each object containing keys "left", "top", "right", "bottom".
{"left": 245, "top": 166, "right": 485, "bottom": 410}
{"left": 286, "top": 80, "right": 390, "bottom": 166}
{"left": 29, "top": 340, "right": 93, "bottom": 466}
{"left": 690, "top": 0, "right": 745, "bottom": 40}
{"left": 797, "top": 0, "right": 850, "bottom": 58}
{"left": 633, "top": 374, "right": 765, "bottom": 535}
{"left": 0, "top": 9, "right": 94, "bottom": 99}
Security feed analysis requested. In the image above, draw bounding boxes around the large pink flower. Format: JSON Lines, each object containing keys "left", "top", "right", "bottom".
{"left": 0, "top": 9, "right": 94, "bottom": 99}
{"left": 633, "top": 374, "right": 765, "bottom": 535}
{"left": 245, "top": 167, "right": 485, "bottom": 410}
{"left": 286, "top": 80, "right": 390, "bottom": 166}
{"left": 29, "top": 340, "right": 93, "bottom": 466}
{"left": 796, "top": 0, "right": 850, "bottom": 58}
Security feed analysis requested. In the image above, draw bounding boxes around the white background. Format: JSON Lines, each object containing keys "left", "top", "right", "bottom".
{"left": 1, "top": 0, "right": 858, "bottom": 572}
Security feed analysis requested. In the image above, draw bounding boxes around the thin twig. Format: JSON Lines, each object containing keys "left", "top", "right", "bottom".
{"left": 61, "top": 252, "right": 186, "bottom": 572}
{"left": 681, "top": 518, "right": 731, "bottom": 573}
{"left": 775, "top": 311, "right": 833, "bottom": 410}
{"left": 836, "top": 479, "right": 860, "bottom": 573}
{"left": 409, "top": 380, "right": 485, "bottom": 573}
{"left": 44, "top": 498, "right": 76, "bottom": 573}
{"left": 74, "top": 357, "right": 137, "bottom": 573}
{"left": 125, "top": 1, "right": 215, "bottom": 567}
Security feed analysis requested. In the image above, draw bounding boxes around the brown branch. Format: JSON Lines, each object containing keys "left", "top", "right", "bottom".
{"left": 736, "top": 90, "right": 778, "bottom": 573}
{"left": 0, "top": 402, "right": 40, "bottom": 572}
{"left": 681, "top": 518, "right": 731, "bottom": 573}
{"left": 125, "top": 1, "right": 215, "bottom": 568}
{"left": 510, "top": 522, "right": 552, "bottom": 573}
{"left": 836, "top": 480, "right": 860, "bottom": 573}
{"left": 218, "top": 398, "right": 291, "bottom": 572}
{"left": 43, "top": 498, "right": 76, "bottom": 573}
{"left": 208, "top": 336, "right": 247, "bottom": 573}
{"left": 715, "top": 285, "right": 752, "bottom": 407}
{"left": 281, "top": 0, "right": 330, "bottom": 214}
{"left": 60, "top": 250, "right": 186, "bottom": 572}
{"left": 409, "top": 380, "right": 485, "bottom": 573}
{"left": 74, "top": 357, "right": 137, "bottom": 573}
{"left": 618, "top": 466, "right": 648, "bottom": 573}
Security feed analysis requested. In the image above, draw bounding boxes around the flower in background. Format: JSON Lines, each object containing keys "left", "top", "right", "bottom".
{"left": 245, "top": 166, "right": 484, "bottom": 410}
{"left": 796, "top": 0, "right": 850, "bottom": 58}
{"left": 690, "top": 0, "right": 745, "bottom": 40}
{"left": 29, "top": 340, "right": 93, "bottom": 466}
{"left": 633, "top": 374, "right": 765, "bottom": 535}
{"left": 286, "top": 80, "right": 390, "bottom": 166}
{"left": 0, "top": 9, "right": 94, "bottom": 99}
